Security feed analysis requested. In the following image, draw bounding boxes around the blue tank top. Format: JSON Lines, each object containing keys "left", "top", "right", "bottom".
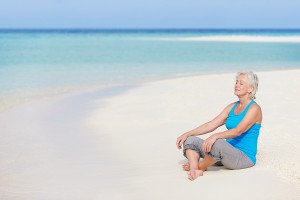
{"left": 226, "top": 100, "right": 261, "bottom": 164}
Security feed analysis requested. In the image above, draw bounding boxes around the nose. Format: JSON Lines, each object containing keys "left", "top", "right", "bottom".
{"left": 235, "top": 82, "right": 240, "bottom": 90}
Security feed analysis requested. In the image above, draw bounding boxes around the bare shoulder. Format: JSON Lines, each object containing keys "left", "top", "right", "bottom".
{"left": 225, "top": 102, "right": 237, "bottom": 111}
{"left": 249, "top": 102, "right": 262, "bottom": 113}
{"left": 248, "top": 102, "right": 263, "bottom": 123}
{"left": 221, "top": 102, "right": 237, "bottom": 114}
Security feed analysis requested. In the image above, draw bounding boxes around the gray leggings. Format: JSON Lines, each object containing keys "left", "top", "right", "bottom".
{"left": 183, "top": 136, "right": 254, "bottom": 170}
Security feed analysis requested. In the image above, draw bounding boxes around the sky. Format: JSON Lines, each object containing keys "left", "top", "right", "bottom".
{"left": 0, "top": 0, "right": 300, "bottom": 29}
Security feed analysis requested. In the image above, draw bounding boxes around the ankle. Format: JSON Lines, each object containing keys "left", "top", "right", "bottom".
{"left": 198, "top": 164, "right": 207, "bottom": 171}
{"left": 199, "top": 166, "right": 207, "bottom": 171}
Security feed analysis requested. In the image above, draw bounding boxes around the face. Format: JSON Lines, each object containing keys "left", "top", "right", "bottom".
{"left": 234, "top": 74, "right": 253, "bottom": 97}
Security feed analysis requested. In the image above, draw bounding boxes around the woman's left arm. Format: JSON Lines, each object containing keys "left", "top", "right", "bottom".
{"left": 202, "top": 104, "right": 262, "bottom": 153}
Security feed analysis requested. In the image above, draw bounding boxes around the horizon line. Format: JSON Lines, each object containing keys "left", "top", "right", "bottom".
{"left": 1, "top": 28, "right": 300, "bottom": 30}
{"left": 1, "top": 28, "right": 300, "bottom": 33}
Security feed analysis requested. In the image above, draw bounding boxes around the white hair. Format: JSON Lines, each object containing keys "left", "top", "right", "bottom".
{"left": 236, "top": 71, "right": 259, "bottom": 99}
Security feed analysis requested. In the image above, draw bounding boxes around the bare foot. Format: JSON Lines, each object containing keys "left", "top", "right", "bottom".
{"left": 182, "top": 162, "right": 207, "bottom": 172}
{"left": 187, "top": 169, "right": 203, "bottom": 181}
{"left": 182, "top": 163, "right": 190, "bottom": 171}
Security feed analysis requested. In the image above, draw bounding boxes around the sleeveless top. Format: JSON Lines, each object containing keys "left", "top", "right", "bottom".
{"left": 226, "top": 100, "right": 261, "bottom": 164}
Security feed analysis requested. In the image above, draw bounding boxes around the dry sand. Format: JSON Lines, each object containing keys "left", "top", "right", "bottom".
{"left": 1, "top": 70, "right": 300, "bottom": 199}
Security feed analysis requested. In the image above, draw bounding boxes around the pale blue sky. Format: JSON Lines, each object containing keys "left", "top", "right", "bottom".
{"left": 0, "top": 0, "right": 299, "bottom": 29}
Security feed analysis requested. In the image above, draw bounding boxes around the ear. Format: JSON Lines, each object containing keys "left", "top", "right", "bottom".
{"left": 248, "top": 85, "right": 254, "bottom": 94}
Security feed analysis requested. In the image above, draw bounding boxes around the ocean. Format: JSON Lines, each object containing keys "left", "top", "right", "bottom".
{"left": 1, "top": 29, "right": 300, "bottom": 110}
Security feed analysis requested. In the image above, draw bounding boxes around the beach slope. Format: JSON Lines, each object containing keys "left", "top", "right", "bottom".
{"left": 1, "top": 70, "right": 300, "bottom": 199}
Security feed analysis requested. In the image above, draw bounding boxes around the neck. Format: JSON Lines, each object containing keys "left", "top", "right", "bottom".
{"left": 238, "top": 96, "right": 252, "bottom": 107}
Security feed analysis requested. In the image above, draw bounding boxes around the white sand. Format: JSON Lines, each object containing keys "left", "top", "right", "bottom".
{"left": 1, "top": 70, "right": 300, "bottom": 199}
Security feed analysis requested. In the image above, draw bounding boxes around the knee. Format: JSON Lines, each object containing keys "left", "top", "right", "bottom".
{"left": 183, "top": 136, "right": 203, "bottom": 158}
{"left": 211, "top": 139, "right": 225, "bottom": 151}
{"left": 208, "top": 139, "right": 226, "bottom": 157}
{"left": 183, "top": 136, "right": 199, "bottom": 146}
{"left": 183, "top": 136, "right": 204, "bottom": 149}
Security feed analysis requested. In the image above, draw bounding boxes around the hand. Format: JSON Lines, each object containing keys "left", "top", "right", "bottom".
{"left": 176, "top": 134, "right": 188, "bottom": 149}
{"left": 202, "top": 134, "right": 218, "bottom": 153}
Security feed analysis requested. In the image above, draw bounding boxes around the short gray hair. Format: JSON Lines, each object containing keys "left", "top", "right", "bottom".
{"left": 236, "top": 71, "right": 259, "bottom": 99}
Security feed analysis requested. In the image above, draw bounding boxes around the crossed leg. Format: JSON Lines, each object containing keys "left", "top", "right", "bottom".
{"left": 185, "top": 149, "right": 217, "bottom": 181}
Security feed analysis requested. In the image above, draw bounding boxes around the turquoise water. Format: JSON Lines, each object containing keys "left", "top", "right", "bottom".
{"left": 1, "top": 29, "right": 300, "bottom": 106}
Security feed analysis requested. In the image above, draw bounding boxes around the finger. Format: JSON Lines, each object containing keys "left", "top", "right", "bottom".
{"left": 204, "top": 141, "right": 207, "bottom": 152}
{"left": 204, "top": 142, "right": 210, "bottom": 153}
{"left": 202, "top": 142, "right": 207, "bottom": 153}
{"left": 207, "top": 140, "right": 212, "bottom": 152}
{"left": 202, "top": 141, "right": 206, "bottom": 152}
{"left": 176, "top": 138, "right": 181, "bottom": 146}
{"left": 179, "top": 141, "right": 183, "bottom": 149}
{"left": 208, "top": 141, "right": 213, "bottom": 152}
{"left": 207, "top": 144, "right": 211, "bottom": 152}
{"left": 176, "top": 140, "right": 181, "bottom": 149}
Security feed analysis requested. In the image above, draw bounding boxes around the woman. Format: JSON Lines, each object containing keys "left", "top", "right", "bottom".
{"left": 176, "top": 71, "right": 262, "bottom": 181}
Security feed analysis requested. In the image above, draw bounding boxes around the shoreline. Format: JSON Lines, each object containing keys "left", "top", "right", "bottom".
{"left": 1, "top": 67, "right": 300, "bottom": 113}
{"left": 1, "top": 69, "right": 300, "bottom": 199}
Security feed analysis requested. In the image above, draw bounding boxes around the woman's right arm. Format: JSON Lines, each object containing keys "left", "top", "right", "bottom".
{"left": 176, "top": 103, "right": 234, "bottom": 149}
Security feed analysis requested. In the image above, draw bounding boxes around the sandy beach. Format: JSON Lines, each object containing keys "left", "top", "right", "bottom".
{"left": 1, "top": 69, "right": 300, "bottom": 200}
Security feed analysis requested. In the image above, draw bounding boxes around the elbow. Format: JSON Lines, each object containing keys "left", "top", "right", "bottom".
{"left": 234, "top": 128, "right": 244, "bottom": 137}
{"left": 205, "top": 123, "right": 217, "bottom": 132}
{"left": 205, "top": 122, "right": 218, "bottom": 132}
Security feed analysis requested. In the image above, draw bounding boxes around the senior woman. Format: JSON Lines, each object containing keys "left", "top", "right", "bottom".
{"left": 176, "top": 71, "right": 262, "bottom": 181}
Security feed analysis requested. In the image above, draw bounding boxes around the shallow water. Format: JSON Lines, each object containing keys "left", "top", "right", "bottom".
{"left": 1, "top": 29, "right": 300, "bottom": 110}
